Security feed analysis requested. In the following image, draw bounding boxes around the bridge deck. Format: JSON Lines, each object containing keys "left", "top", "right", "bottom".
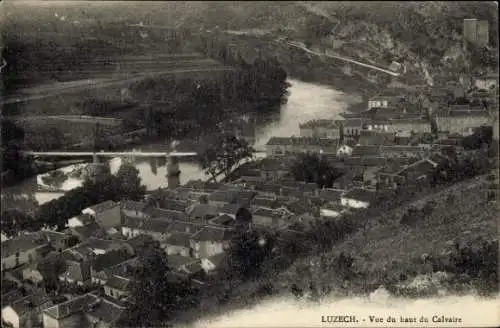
{"left": 23, "top": 151, "right": 198, "bottom": 157}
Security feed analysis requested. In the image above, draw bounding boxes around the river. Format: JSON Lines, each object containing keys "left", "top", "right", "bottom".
{"left": 1, "top": 79, "right": 361, "bottom": 211}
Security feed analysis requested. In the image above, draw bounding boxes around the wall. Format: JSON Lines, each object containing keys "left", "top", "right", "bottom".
{"left": 1, "top": 247, "right": 41, "bottom": 272}
{"left": 340, "top": 197, "right": 369, "bottom": 209}
{"left": 435, "top": 116, "right": 491, "bottom": 134}
{"left": 368, "top": 100, "right": 389, "bottom": 108}
{"left": 104, "top": 286, "right": 128, "bottom": 300}
{"left": 475, "top": 79, "right": 497, "bottom": 90}
{"left": 95, "top": 206, "right": 122, "bottom": 229}
{"left": 164, "top": 245, "right": 190, "bottom": 257}
{"left": 122, "top": 209, "right": 148, "bottom": 219}
{"left": 192, "top": 241, "right": 224, "bottom": 259}
{"left": 1, "top": 307, "right": 20, "bottom": 328}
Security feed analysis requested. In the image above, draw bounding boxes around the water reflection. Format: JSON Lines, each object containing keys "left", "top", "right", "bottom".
{"left": 1, "top": 79, "right": 361, "bottom": 211}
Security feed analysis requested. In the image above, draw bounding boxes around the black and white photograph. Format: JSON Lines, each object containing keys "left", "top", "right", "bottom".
{"left": 0, "top": 1, "right": 499, "bottom": 327}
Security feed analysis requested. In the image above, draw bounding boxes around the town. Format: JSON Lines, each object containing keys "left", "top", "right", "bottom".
{"left": 1, "top": 7, "right": 499, "bottom": 328}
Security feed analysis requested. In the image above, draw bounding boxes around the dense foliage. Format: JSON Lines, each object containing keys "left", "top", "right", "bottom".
{"left": 1, "top": 119, "right": 34, "bottom": 182}
{"left": 125, "top": 240, "right": 198, "bottom": 327}
{"left": 1, "top": 164, "right": 146, "bottom": 233}
{"left": 290, "top": 152, "right": 343, "bottom": 188}
{"left": 198, "top": 133, "right": 255, "bottom": 182}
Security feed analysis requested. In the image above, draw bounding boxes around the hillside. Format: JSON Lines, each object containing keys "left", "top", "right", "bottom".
{"left": 181, "top": 1, "right": 499, "bottom": 90}
{"left": 278, "top": 173, "right": 499, "bottom": 297}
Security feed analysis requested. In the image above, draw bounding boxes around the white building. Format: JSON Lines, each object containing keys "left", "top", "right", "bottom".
{"left": 340, "top": 188, "right": 376, "bottom": 209}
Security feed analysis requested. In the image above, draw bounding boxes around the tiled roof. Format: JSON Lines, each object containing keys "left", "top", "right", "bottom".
{"left": 68, "top": 214, "right": 95, "bottom": 226}
{"left": 124, "top": 234, "right": 155, "bottom": 248}
{"left": 1, "top": 235, "right": 48, "bottom": 258}
{"left": 62, "top": 260, "right": 91, "bottom": 282}
{"left": 352, "top": 145, "right": 382, "bottom": 156}
{"left": 265, "top": 137, "right": 340, "bottom": 148}
{"left": 284, "top": 201, "right": 309, "bottom": 215}
{"left": 252, "top": 197, "right": 279, "bottom": 209}
{"left": 381, "top": 145, "right": 426, "bottom": 153}
{"left": 92, "top": 250, "right": 133, "bottom": 273}
{"left": 209, "top": 215, "right": 235, "bottom": 226}
{"left": 343, "top": 156, "right": 387, "bottom": 167}
{"left": 398, "top": 159, "right": 437, "bottom": 176}
{"left": 191, "top": 226, "right": 234, "bottom": 242}
{"left": 299, "top": 119, "right": 341, "bottom": 129}
{"left": 149, "top": 208, "right": 187, "bottom": 221}
{"left": 122, "top": 216, "right": 171, "bottom": 233}
{"left": 166, "top": 255, "right": 199, "bottom": 270}
{"left": 204, "top": 253, "right": 227, "bottom": 267}
{"left": 186, "top": 204, "right": 220, "bottom": 219}
{"left": 84, "top": 200, "right": 119, "bottom": 213}
{"left": 121, "top": 200, "right": 149, "bottom": 213}
{"left": 219, "top": 203, "right": 244, "bottom": 216}
{"left": 70, "top": 221, "right": 105, "bottom": 240}
{"left": 342, "top": 118, "right": 363, "bottom": 127}
{"left": 44, "top": 293, "right": 99, "bottom": 320}
{"left": 164, "top": 233, "right": 192, "bottom": 248}
{"left": 208, "top": 189, "right": 257, "bottom": 204}
{"left": 169, "top": 220, "right": 204, "bottom": 234}
{"left": 183, "top": 261, "right": 203, "bottom": 275}
{"left": 252, "top": 208, "right": 283, "bottom": 219}
{"left": 105, "top": 275, "right": 132, "bottom": 291}
{"left": 260, "top": 157, "right": 290, "bottom": 171}
{"left": 318, "top": 188, "right": 344, "bottom": 202}
{"left": 9, "top": 294, "right": 52, "bottom": 316}
{"left": 84, "top": 297, "right": 125, "bottom": 325}
{"left": 358, "top": 130, "right": 396, "bottom": 146}
{"left": 342, "top": 188, "right": 376, "bottom": 203}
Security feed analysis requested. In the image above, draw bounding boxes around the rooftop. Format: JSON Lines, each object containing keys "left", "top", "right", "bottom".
{"left": 105, "top": 274, "right": 132, "bottom": 292}
{"left": 299, "top": 119, "right": 341, "bottom": 129}
{"left": 186, "top": 203, "right": 220, "bottom": 219}
{"left": 8, "top": 293, "right": 52, "bottom": 316}
{"left": 44, "top": 294, "right": 99, "bottom": 320}
{"left": 121, "top": 200, "right": 149, "bottom": 213}
{"left": 265, "top": 137, "right": 340, "bottom": 148}
{"left": 84, "top": 297, "right": 126, "bottom": 325}
{"left": 166, "top": 255, "right": 199, "bottom": 270}
{"left": 342, "top": 188, "right": 377, "bottom": 203}
{"left": 191, "top": 226, "right": 234, "bottom": 242}
{"left": 164, "top": 232, "right": 192, "bottom": 248}
{"left": 148, "top": 208, "right": 187, "bottom": 221}
{"left": 209, "top": 214, "right": 235, "bottom": 226}
{"left": 1, "top": 235, "right": 48, "bottom": 258}
{"left": 318, "top": 188, "right": 344, "bottom": 203}
{"left": 84, "top": 200, "right": 119, "bottom": 214}
{"left": 220, "top": 203, "right": 245, "bottom": 216}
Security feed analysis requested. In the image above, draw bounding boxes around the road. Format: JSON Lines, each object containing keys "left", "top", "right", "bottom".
{"left": 287, "top": 41, "right": 402, "bottom": 77}
{"left": 0, "top": 66, "right": 236, "bottom": 105}
{"left": 22, "top": 151, "right": 198, "bottom": 158}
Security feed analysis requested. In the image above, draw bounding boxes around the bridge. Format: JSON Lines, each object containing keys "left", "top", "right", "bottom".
{"left": 22, "top": 151, "right": 198, "bottom": 186}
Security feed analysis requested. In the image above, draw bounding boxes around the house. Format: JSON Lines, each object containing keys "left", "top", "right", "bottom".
{"left": 1, "top": 293, "right": 53, "bottom": 328}
{"left": 83, "top": 297, "right": 126, "bottom": 327}
{"left": 265, "top": 137, "right": 340, "bottom": 157}
{"left": 397, "top": 158, "right": 439, "bottom": 182}
{"left": 388, "top": 118, "right": 431, "bottom": 134}
{"left": 1, "top": 235, "right": 49, "bottom": 271}
{"left": 186, "top": 203, "right": 220, "bottom": 221}
{"left": 81, "top": 200, "right": 121, "bottom": 229}
{"left": 163, "top": 233, "right": 193, "bottom": 257}
{"left": 260, "top": 158, "right": 290, "bottom": 180}
{"left": 375, "top": 163, "right": 408, "bottom": 190}
{"left": 189, "top": 227, "right": 235, "bottom": 259}
{"left": 474, "top": 73, "right": 498, "bottom": 90}
{"left": 121, "top": 216, "right": 172, "bottom": 242}
{"left": 435, "top": 109, "right": 491, "bottom": 135}
{"left": 299, "top": 119, "right": 342, "bottom": 139}
{"left": 343, "top": 118, "right": 363, "bottom": 137}
{"left": 201, "top": 253, "right": 227, "bottom": 275}
{"left": 318, "top": 188, "right": 344, "bottom": 204}
{"left": 251, "top": 196, "right": 280, "bottom": 211}
{"left": 368, "top": 93, "right": 406, "bottom": 109}
{"left": 121, "top": 201, "right": 150, "bottom": 219}
{"left": 66, "top": 214, "right": 94, "bottom": 229}
{"left": 219, "top": 203, "right": 252, "bottom": 221}
{"left": 166, "top": 255, "right": 199, "bottom": 272}
{"left": 155, "top": 198, "right": 189, "bottom": 212}
{"left": 90, "top": 250, "right": 134, "bottom": 285}
{"left": 58, "top": 252, "right": 92, "bottom": 286}
{"left": 104, "top": 275, "right": 132, "bottom": 301}
{"left": 357, "top": 130, "right": 396, "bottom": 146}
{"left": 42, "top": 293, "right": 125, "bottom": 328}
{"left": 148, "top": 208, "right": 187, "bottom": 222}
{"left": 251, "top": 208, "right": 286, "bottom": 228}
{"left": 207, "top": 189, "right": 257, "bottom": 207}
{"left": 72, "top": 238, "right": 133, "bottom": 258}
{"left": 208, "top": 215, "right": 235, "bottom": 227}
{"left": 351, "top": 145, "right": 382, "bottom": 157}
{"left": 380, "top": 145, "right": 427, "bottom": 158}
{"left": 39, "top": 231, "right": 77, "bottom": 253}
{"left": 341, "top": 188, "right": 376, "bottom": 209}
{"left": 68, "top": 221, "right": 107, "bottom": 242}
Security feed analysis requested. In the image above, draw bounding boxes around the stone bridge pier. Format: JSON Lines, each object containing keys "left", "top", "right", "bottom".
{"left": 166, "top": 155, "right": 181, "bottom": 189}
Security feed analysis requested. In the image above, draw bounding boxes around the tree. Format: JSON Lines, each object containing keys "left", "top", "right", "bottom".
{"left": 126, "top": 240, "right": 191, "bottom": 326}
{"left": 115, "top": 163, "right": 146, "bottom": 201}
{"left": 199, "top": 133, "right": 254, "bottom": 181}
{"left": 0, "top": 209, "right": 38, "bottom": 238}
{"left": 290, "top": 152, "right": 343, "bottom": 188}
